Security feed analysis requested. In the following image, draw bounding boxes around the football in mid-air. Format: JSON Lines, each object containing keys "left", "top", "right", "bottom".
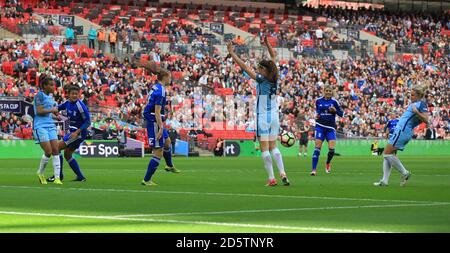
{"left": 280, "top": 131, "right": 296, "bottom": 148}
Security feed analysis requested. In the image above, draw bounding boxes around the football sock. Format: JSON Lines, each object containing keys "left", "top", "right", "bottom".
{"left": 386, "top": 155, "right": 409, "bottom": 176}
{"left": 262, "top": 151, "right": 275, "bottom": 180}
{"left": 144, "top": 156, "right": 160, "bottom": 182}
{"left": 326, "top": 148, "right": 335, "bottom": 165}
{"left": 163, "top": 147, "right": 173, "bottom": 167}
{"left": 52, "top": 155, "right": 61, "bottom": 180}
{"left": 38, "top": 154, "right": 50, "bottom": 175}
{"left": 68, "top": 157, "right": 85, "bottom": 179}
{"left": 59, "top": 154, "right": 64, "bottom": 179}
{"left": 382, "top": 154, "right": 393, "bottom": 184}
{"left": 270, "top": 148, "right": 285, "bottom": 176}
{"left": 312, "top": 147, "right": 321, "bottom": 170}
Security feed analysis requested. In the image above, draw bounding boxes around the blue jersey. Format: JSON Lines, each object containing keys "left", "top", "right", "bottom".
{"left": 396, "top": 100, "right": 428, "bottom": 132}
{"left": 315, "top": 97, "right": 344, "bottom": 130}
{"left": 255, "top": 73, "right": 277, "bottom": 113}
{"left": 143, "top": 83, "right": 166, "bottom": 125}
{"left": 33, "top": 91, "right": 57, "bottom": 129}
{"left": 58, "top": 100, "right": 91, "bottom": 139}
{"left": 385, "top": 119, "right": 399, "bottom": 135}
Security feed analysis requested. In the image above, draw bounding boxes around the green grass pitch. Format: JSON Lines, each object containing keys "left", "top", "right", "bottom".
{"left": 0, "top": 155, "right": 449, "bottom": 232}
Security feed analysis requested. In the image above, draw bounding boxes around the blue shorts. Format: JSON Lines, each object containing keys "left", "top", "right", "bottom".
{"left": 314, "top": 124, "right": 336, "bottom": 142}
{"left": 33, "top": 126, "right": 58, "bottom": 144}
{"left": 63, "top": 132, "right": 85, "bottom": 150}
{"left": 388, "top": 128, "right": 413, "bottom": 151}
{"left": 147, "top": 122, "right": 169, "bottom": 149}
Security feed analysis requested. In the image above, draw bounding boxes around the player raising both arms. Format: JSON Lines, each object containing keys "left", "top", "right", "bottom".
{"left": 138, "top": 60, "right": 179, "bottom": 186}
{"left": 227, "top": 37, "right": 290, "bottom": 186}
{"left": 311, "top": 85, "right": 344, "bottom": 176}
{"left": 374, "top": 86, "right": 429, "bottom": 187}
{"left": 47, "top": 85, "right": 89, "bottom": 182}
{"left": 33, "top": 76, "right": 62, "bottom": 185}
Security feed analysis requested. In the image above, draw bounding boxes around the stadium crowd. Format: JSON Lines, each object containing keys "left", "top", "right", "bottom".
{"left": 1, "top": 35, "right": 449, "bottom": 141}
{"left": 303, "top": 5, "right": 450, "bottom": 52}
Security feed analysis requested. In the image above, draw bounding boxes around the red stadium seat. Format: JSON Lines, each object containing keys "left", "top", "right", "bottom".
{"left": 156, "top": 34, "right": 169, "bottom": 42}
{"left": 172, "top": 71, "right": 183, "bottom": 80}
{"left": 302, "top": 39, "right": 313, "bottom": 47}
{"left": 1, "top": 62, "right": 15, "bottom": 75}
{"left": 267, "top": 36, "right": 277, "bottom": 47}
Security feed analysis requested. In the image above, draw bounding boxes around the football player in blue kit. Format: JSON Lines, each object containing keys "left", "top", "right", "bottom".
{"left": 311, "top": 85, "right": 344, "bottom": 176}
{"left": 139, "top": 60, "right": 179, "bottom": 186}
{"left": 385, "top": 113, "right": 399, "bottom": 139}
{"left": 47, "top": 85, "right": 89, "bottom": 182}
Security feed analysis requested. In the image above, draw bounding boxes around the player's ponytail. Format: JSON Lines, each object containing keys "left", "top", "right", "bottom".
{"left": 38, "top": 73, "right": 48, "bottom": 87}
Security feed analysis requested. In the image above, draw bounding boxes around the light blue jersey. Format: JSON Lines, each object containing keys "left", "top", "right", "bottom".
{"left": 395, "top": 100, "right": 428, "bottom": 133}
{"left": 389, "top": 100, "right": 428, "bottom": 150}
{"left": 255, "top": 73, "right": 279, "bottom": 139}
{"left": 255, "top": 73, "right": 277, "bottom": 114}
{"left": 33, "top": 91, "right": 57, "bottom": 129}
{"left": 33, "top": 91, "right": 58, "bottom": 143}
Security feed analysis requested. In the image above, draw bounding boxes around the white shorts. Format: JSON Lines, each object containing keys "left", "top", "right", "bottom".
{"left": 256, "top": 111, "right": 280, "bottom": 141}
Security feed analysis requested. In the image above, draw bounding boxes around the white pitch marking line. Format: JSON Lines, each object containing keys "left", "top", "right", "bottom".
{"left": 1, "top": 185, "right": 448, "bottom": 205}
{"left": 112, "top": 202, "right": 450, "bottom": 218}
{"left": 0, "top": 210, "right": 393, "bottom": 233}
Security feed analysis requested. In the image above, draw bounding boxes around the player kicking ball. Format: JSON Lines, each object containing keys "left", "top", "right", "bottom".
{"left": 47, "top": 85, "right": 89, "bottom": 182}
{"left": 374, "top": 86, "right": 429, "bottom": 187}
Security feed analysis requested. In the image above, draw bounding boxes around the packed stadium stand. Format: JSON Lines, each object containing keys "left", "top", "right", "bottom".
{"left": 1, "top": 0, "right": 449, "bottom": 151}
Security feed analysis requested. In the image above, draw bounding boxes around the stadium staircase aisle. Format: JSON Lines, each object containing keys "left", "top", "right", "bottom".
{"left": 0, "top": 27, "right": 22, "bottom": 40}
{"left": 192, "top": 146, "right": 214, "bottom": 157}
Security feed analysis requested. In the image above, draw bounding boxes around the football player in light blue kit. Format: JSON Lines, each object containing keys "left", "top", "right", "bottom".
{"left": 227, "top": 37, "right": 290, "bottom": 186}
{"left": 33, "top": 77, "right": 62, "bottom": 185}
{"left": 311, "top": 85, "right": 344, "bottom": 176}
{"left": 47, "top": 85, "right": 89, "bottom": 182}
{"left": 374, "top": 86, "right": 429, "bottom": 186}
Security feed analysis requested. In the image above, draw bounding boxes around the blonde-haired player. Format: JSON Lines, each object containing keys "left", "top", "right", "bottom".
{"left": 374, "top": 86, "right": 429, "bottom": 186}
